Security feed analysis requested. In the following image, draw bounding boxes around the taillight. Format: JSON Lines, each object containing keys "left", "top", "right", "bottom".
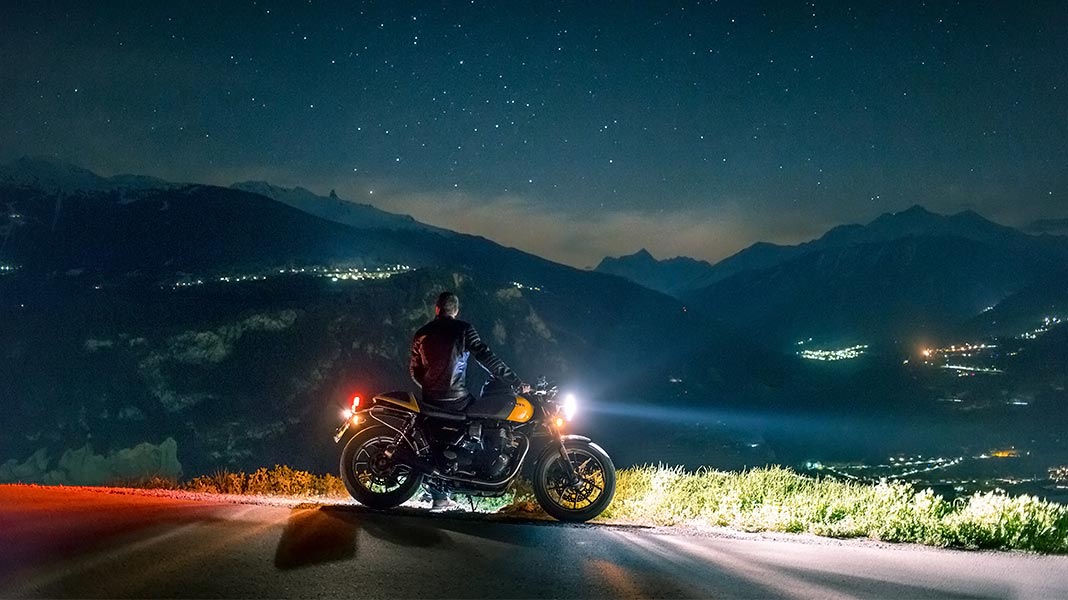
{"left": 351, "top": 395, "right": 361, "bottom": 410}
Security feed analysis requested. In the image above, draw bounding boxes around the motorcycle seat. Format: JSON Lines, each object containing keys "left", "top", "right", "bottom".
{"left": 375, "top": 391, "right": 467, "bottom": 421}
{"left": 419, "top": 405, "right": 467, "bottom": 421}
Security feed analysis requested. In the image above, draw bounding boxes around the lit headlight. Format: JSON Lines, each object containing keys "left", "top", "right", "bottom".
{"left": 563, "top": 393, "right": 578, "bottom": 421}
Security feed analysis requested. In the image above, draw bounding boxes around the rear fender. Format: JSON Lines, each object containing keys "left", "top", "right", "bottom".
{"left": 367, "top": 405, "right": 414, "bottom": 429}
{"left": 335, "top": 406, "right": 413, "bottom": 444}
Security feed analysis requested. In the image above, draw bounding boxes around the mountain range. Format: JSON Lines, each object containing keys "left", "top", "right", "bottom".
{"left": 598, "top": 205, "right": 1068, "bottom": 344}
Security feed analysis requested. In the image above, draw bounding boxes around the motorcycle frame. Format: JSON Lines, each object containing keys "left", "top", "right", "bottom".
{"left": 339, "top": 398, "right": 579, "bottom": 492}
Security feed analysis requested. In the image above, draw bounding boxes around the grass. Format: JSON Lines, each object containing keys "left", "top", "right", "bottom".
{"left": 600, "top": 465, "right": 1068, "bottom": 553}
{"left": 117, "top": 464, "right": 1068, "bottom": 553}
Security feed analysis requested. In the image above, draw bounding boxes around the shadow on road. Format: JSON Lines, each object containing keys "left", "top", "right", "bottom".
{"left": 273, "top": 508, "right": 359, "bottom": 570}
{"left": 274, "top": 503, "right": 593, "bottom": 570}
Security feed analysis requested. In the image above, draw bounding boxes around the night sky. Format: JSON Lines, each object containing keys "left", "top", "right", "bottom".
{"left": 2, "top": 1, "right": 1066, "bottom": 267}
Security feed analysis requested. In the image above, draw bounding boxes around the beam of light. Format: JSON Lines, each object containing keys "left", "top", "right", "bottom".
{"left": 79, "top": 505, "right": 292, "bottom": 597}
{"left": 656, "top": 535, "right": 855, "bottom": 599}
{"left": 584, "top": 399, "right": 874, "bottom": 438}
{"left": 9, "top": 522, "right": 206, "bottom": 596}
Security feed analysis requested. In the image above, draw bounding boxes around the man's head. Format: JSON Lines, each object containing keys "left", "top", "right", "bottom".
{"left": 435, "top": 291, "right": 460, "bottom": 318}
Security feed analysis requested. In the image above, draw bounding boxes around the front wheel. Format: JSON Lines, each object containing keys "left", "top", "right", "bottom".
{"left": 340, "top": 425, "right": 423, "bottom": 509}
{"left": 533, "top": 438, "right": 616, "bottom": 522}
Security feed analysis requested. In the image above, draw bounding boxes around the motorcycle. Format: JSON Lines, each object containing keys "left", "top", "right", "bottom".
{"left": 332, "top": 377, "right": 616, "bottom": 522}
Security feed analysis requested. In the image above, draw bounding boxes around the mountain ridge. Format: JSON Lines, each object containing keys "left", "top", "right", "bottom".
{"left": 597, "top": 205, "right": 1068, "bottom": 296}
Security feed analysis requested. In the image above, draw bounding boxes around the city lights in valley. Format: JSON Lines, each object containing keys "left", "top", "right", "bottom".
{"left": 169, "top": 264, "right": 411, "bottom": 289}
{"left": 798, "top": 344, "right": 869, "bottom": 361}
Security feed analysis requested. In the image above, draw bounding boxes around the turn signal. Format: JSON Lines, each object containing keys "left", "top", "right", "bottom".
{"left": 555, "top": 417, "right": 564, "bottom": 427}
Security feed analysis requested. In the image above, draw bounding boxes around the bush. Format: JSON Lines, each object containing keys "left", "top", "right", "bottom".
{"left": 181, "top": 466, "right": 347, "bottom": 498}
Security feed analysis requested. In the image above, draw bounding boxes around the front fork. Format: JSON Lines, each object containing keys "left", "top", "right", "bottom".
{"left": 548, "top": 421, "right": 581, "bottom": 486}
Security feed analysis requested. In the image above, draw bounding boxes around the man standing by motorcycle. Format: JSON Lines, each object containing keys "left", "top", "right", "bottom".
{"left": 409, "top": 291, "right": 529, "bottom": 510}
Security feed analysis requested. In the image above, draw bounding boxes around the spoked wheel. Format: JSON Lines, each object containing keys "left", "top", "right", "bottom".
{"left": 340, "top": 425, "right": 423, "bottom": 509}
{"left": 533, "top": 439, "right": 616, "bottom": 522}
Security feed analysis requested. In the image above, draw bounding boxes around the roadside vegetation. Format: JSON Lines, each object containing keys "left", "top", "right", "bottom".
{"left": 600, "top": 465, "right": 1068, "bottom": 553}
{"left": 119, "top": 464, "right": 1068, "bottom": 553}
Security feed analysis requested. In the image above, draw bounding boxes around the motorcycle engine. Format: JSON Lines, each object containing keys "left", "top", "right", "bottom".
{"left": 476, "top": 426, "right": 518, "bottom": 479}
{"left": 431, "top": 421, "right": 517, "bottom": 479}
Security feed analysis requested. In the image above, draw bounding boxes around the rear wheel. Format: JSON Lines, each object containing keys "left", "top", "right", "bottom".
{"left": 340, "top": 425, "right": 423, "bottom": 509}
{"left": 533, "top": 439, "right": 616, "bottom": 522}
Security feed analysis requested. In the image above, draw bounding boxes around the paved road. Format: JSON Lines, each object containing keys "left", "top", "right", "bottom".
{"left": 2, "top": 485, "right": 1067, "bottom": 599}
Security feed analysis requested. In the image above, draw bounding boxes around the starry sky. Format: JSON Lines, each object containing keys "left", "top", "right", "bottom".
{"left": 2, "top": 1, "right": 1066, "bottom": 267}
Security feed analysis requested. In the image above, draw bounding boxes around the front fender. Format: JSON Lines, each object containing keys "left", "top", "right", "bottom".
{"left": 537, "top": 434, "right": 611, "bottom": 465}
{"left": 559, "top": 434, "right": 591, "bottom": 443}
{"left": 559, "top": 435, "right": 610, "bottom": 458}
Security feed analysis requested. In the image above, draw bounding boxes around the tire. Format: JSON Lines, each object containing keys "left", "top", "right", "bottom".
{"left": 533, "top": 439, "right": 616, "bottom": 522}
{"left": 340, "top": 425, "right": 423, "bottom": 509}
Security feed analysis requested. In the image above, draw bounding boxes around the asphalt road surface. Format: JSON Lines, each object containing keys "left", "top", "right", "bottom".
{"left": 2, "top": 485, "right": 1067, "bottom": 599}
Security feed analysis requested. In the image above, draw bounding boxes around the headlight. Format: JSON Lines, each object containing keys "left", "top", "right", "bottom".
{"left": 563, "top": 393, "right": 578, "bottom": 421}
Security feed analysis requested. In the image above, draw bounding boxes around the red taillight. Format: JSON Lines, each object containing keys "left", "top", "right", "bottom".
{"left": 352, "top": 395, "right": 361, "bottom": 410}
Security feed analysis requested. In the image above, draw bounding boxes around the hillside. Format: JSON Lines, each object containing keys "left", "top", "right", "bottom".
{"left": 0, "top": 159, "right": 791, "bottom": 478}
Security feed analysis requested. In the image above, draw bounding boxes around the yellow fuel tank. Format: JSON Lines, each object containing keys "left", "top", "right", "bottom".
{"left": 505, "top": 396, "right": 534, "bottom": 423}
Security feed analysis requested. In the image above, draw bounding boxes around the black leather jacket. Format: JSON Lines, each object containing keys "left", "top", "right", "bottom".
{"left": 409, "top": 315, "right": 520, "bottom": 402}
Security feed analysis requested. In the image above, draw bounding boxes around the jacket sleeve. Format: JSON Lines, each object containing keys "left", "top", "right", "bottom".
{"left": 464, "top": 324, "right": 521, "bottom": 386}
{"left": 409, "top": 335, "right": 425, "bottom": 388}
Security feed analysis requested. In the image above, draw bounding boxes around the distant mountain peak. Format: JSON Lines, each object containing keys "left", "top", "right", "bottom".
{"left": 230, "top": 180, "right": 441, "bottom": 234}
{"left": 595, "top": 248, "right": 718, "bottom": 296}
{"left": 900, "top": 204, "right": 933, "bottom": 215}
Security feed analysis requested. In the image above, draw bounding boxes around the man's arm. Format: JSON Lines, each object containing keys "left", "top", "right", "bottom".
{"left": 463, "top": 324, "right": 521, "bottom": 387}
{"left": 409, "top": 336, "right": 425, "bottom": 388}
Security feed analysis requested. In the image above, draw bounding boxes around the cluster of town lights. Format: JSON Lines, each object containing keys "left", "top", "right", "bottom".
{"left": 170, "top": 264, "right": 411, "bottom": 289}
{"left": 510, "top": 281, "right": 543, "bottom": 292}
{"left": 1019, "top": 316, "right": 1064, "bottom": 340}
{"left": 922, "top": 342, "right": 997, "bottom": 358}
{"left": 807, "top": 450, "right": 1033, "bottom": 484}
{"left": 798, "top": 344, "right": 869, "bottom": 361}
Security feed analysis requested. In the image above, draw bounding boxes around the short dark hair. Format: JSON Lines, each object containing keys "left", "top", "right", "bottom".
{"left": 436, "top": 291, "right": 459, "bottom": 316}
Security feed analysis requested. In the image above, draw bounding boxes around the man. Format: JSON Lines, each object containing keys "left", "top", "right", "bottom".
{"left": 409, "top": 291, "right": 527, "bottom": 510}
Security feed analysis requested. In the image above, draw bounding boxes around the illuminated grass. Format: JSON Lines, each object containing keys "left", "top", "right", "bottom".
{"left": 599, "top": 465, "right": 1068, "bottom": 553}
